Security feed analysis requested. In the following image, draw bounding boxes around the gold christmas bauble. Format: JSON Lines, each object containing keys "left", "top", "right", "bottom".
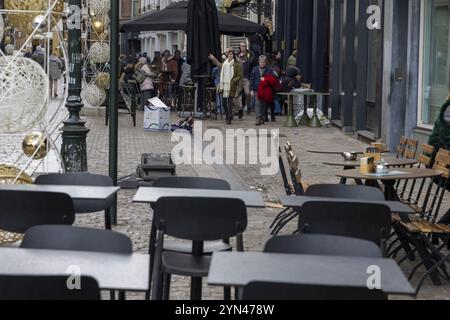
{"left": 22, "top": 132, "right": 49, "bottom": 160}
{"left": 92, "top": 20, "right": 104, "bottom": 35}
{"left": 3, "top": 35, "right": 11, "bottom": 45}
{"left": 0, "top": 164, "right": 33, "bottom": 184}
{"left": 95, "top": 72, "right": 110, "bottom": 89}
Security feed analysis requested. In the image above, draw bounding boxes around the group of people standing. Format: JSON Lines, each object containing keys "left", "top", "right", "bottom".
{"left": 119, "top": 49, "right": 189, "bottom": 111}
{"left": 210, "top": 42, "right": 303, "bottom": 126}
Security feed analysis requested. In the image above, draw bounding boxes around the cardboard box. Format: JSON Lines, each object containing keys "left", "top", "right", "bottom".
{"left": 144, "top": 98, "right": 170, "bottom": 131}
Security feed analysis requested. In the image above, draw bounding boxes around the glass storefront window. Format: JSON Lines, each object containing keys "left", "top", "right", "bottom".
{"left": 420, "top": 0, "right": 450, "bottom": 127}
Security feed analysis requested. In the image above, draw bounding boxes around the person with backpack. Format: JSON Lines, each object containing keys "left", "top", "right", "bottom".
{"left": 135, "top": 57, "right": 155, "bottom": 110}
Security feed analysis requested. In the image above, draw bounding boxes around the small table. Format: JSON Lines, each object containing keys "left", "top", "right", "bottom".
{"left": 281, "top": 195, "right": 415, "bottom": 214}
{"left": 336, "top": 168, "right": 443, "bottom": 200}
{"left": 308, "top": 149, "right": 390, "bottom": 155}
{"left": 277, "top": 92, "right": 300, "bottom": 127}
{"left": 324, "top": 157, "right": 418, "bottom": 169}
{"left": 133, "top": 187, "right": 265, "bottom": 208}
{"left": 207, "top": 252, "right": 415, "bottom": 296}
{"left": 0, "top": 184, "right": 120, "bottom": 201}
{"left": 0, "top": 247, "right": 150, "bottom": 292}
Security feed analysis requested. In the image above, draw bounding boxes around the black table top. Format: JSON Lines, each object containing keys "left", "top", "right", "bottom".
{"left": 280, "top": 195, "right": 414, "bottom": 214}
{"left": 208, "top": 252, "right": 414, "bottom": 295}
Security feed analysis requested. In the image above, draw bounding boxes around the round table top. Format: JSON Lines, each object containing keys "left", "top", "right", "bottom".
{"left": 336, "top": 168, "right": 443, "bottom": 181}
{"left": 324, "top": 157, "right": 418, "bottom": 168}
{"left": 307, "top": 149, "right": 389, "bottom": 155}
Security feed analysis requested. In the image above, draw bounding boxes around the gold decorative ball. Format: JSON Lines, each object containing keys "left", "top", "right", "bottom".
{"left": 95, "top": 72, "right": 110, "bottom": 89}
{"left": 0, "top": 164, "right": 33, "bottom": 184}
{"left": 92, "top": 20, "right": 104, "bottom": 35}
{"left": 22, "top": 132, "right": 49, "bottom": 160}
{"left": 3, "top": 35, "right": 11, "bottom": 44}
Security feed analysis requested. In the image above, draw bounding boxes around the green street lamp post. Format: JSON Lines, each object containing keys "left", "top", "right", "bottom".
{"left": 61, "top": 0, "right": 90, "bottom": 172}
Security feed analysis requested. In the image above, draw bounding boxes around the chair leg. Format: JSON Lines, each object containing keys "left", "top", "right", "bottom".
{"left": 146, "top": 222, "right": 157, "bottom": 300}
{"left": 163, "top": 273, "right": 171, "bottom": 300}
{"left": 191, "top": 277, "right": 203, "bottom": 300}
{"left": 224, "top": 287, "right": 231, "bottom": 300}
{"left": 105, "top": 209, "right": 112, "bottom": 230}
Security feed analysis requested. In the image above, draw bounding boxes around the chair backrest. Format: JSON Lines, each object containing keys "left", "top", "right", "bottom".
{"left": 152, "top": 177, "right": 230, "bottom": 190}
{"left": 264, "top": 235, "right": 382, "bottom": 258}
{"left": 0, "top": 191, "right": 74, "bottom": 234}
{"left": 35, "top": 173, "right": 113, "bottom": 187}
{"left": 284, "top": 146, "right": 305, "bottom": 195}
{"left": 0, "top": 275, "right": 100, "bottom": 300}
{"left": 34, "top": 173, "right": 114, "bottom": 214}
{"left": 21, "top": 225, "right": 132, "bottom": 254}
{"left": 154, "top": 197, "right": 247, "bottom": 241}
{"left": 279, "top": 146, "right": 293, "bottom": 196}
{"left": 418, "top": 144, "right": 435, "bottom": 167}
{"left": 433, "top": 148, "right": 450, "bottom": 180}
{"left": 241, "top": 282, "right": 387, "bottom": 300}
{"left": 396, "top": 136, "right": 408, "bottom": 158}
{"left": 305, "top": 184, "right": 385, "bottom": 201}
{"left": 298, "top": 201, "right": 391, "bottom": 247}
{"left": 404, "top": 139, "right": 419, "bottom": 159}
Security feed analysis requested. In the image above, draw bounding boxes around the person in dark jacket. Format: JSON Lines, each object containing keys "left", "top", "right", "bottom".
{"left": 429, "top": 93, "right": 450, "bottom": 226}
{"left": 281, "top": 67, "right": 302, "bottom": 93}
{"left": 250, "top": 55, "right": 274, "bottom": 125}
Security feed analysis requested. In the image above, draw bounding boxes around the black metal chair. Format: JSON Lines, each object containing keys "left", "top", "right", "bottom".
{"left": 240, "top": 281, "right": 387, "bottom": 300}
{"left": 297, "top": 201, "right": 392, "bottom": 256}
{"left": 0, "top": 190, "right": 74, "bottom": 235}
{"left": 21, "top": 225, "right": 132, "bottom": 300}
{"left": 151, "top": 197, "right": 248, "bottom": 300}
{"left": 264, "top": 234, "right": 382, "bottom": 258}
{"left": 0, "top": 275, "right": 100, "bottom": 300}
{"left": 21, "top": 225, "right": 132, "bottom": 254}
{"left": 305, "top": 184, "right": 385, "bottom": 201}
{"left": 271, "top": 184, "right": 385, "bottom": 236}
{"left": 34, "top": 173, "right": 114, "bottom": 229}
{"left": 150, "top": 177, "right": 234, "bottom": 253}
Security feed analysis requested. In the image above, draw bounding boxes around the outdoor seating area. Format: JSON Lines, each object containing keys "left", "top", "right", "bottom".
{"left": 5, "top": 150, "right": 449, "bottom": 300}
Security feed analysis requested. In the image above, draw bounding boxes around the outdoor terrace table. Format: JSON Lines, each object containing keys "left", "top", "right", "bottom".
{"left": 280, "top": 195, "right": 415, "bottom": 214}
{"left": 133, "top": 187, "right": 266, "bottom": 208}
{"left": 336, "top": 168, "right": 443, "bottom": 201}
{"left": 0, "top": 184, "right": 120, "bottom": 201}
{"left": 207, "top": 252, "right": 415, "bottom": 296}
{"left": 0, "top": 247, "right": 150, "bottom": 292}
{"left": 324, "top": 157, "right": 418, "bottom": 184}
{"left": 323, "top": 157, "right": 418, "bottom": 169}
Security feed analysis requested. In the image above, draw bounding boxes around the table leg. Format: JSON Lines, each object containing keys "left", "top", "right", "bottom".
{"left": 145, "top": 218, "right": 157, "bottom": 300}
{"left": 383, "top": 180, "right": 399, "bottom": 201}
{"left": 284, "top": 95, "right": 298, "bottom": 127}
{"left": 298, "top": 95, "right": 310, "bottom": 126}
{"left": 308, "top": 96, "right": 322, "bottom": 128}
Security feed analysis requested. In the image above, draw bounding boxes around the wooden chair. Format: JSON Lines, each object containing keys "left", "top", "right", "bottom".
{"left": 391, "top": 149, "right": 450, "bottom": 294}
{"left": 396, "top": 136, "right": 408, "bottom": 158}
{"left": 404, "top": 139, "right": 419, "bottom": 159}
{"left": 395, "top": 138, "right": 420, "bottom": 196}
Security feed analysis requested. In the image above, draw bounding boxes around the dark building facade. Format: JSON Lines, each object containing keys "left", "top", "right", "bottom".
{"left": 275, "top": 0, "right": 450, "bottom": 151}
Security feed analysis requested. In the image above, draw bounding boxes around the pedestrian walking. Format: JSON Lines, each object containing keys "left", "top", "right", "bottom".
{"left": 49, "top": 50, "right": 63, "bottom": 98}
{"left": 135, "top": 57, "right": 155, "bottom": 110}
{"left": 250, "top": 55, "right": 274, "bottom": 125}
{"left": 219, "top": 51, "right": 242, "bottom": 125}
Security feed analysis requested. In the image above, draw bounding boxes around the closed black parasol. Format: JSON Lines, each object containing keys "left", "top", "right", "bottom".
{"left": 187, "top": 0, "right": 221, "bottom": 76}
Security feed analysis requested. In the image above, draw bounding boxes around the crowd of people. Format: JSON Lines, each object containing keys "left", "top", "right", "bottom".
{"left": 119, "top": 42, "right": 308, "bottom": 126}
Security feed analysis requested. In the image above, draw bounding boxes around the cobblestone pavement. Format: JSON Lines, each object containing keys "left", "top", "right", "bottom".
{"left": 43, "top": 109, "right": 450, "bottom": 300}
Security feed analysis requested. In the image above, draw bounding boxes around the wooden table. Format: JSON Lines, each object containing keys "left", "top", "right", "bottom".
{"left": 207, "top": 252, "right": 415, "bottom": 296}
{"left": 0, "top": 247, "right": 150, "bottom": 291}
{"left": 281, "top": 195, "right": 414, "bottom": 214}
{"left": 133, "top": 187, "right": 266, "bottom": 208}
{"left": 324, "top": 157, "right": 418, "bottom": 168}
{"left": 324, "top": 157, "right": 418, "bottom": 184}
{"left": 336, "top": 168, "right": 443, "bottom": 200}
{"left": 0, "top": 184, "right": 120, "bottom": 201}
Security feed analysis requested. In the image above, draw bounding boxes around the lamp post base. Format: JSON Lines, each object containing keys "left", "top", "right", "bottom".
{"left": 61, "top": 122, "right": 89, "bottom": 172}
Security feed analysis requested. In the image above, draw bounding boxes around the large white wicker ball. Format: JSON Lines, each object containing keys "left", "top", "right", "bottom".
{"left": 83, "top": 83, "right": 106, "bottom": 107}
{"left": 88, "top": 0, "right": 111, "bottom": 16}
{"left": 0, "top": 56, "right": 48, "bottom": 134}
{"left": 89, "top": 42, "right": 110, "bottom": 64}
